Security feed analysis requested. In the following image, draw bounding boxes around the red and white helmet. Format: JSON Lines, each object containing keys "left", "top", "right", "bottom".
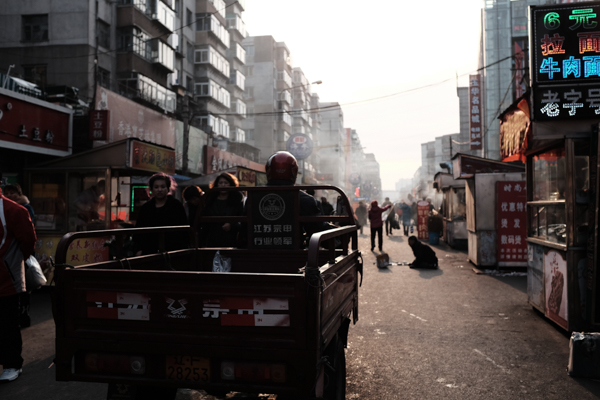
{"left": 266, "top": 151, "right": 298, "bottom": 183}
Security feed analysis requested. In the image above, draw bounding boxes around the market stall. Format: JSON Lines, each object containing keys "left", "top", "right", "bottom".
{"left": 25, "top": 138, "right": 176, "bottom": 280}
{"left": 452, "top": 153, "right": 526, "bottom": 268}
{"left": 433, "top": 172, "right": 467, "bottom": 249}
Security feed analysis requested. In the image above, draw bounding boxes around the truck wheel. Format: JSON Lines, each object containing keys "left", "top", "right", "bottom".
{"left": 323, "top": 338, "right": 346, "bottom": 400}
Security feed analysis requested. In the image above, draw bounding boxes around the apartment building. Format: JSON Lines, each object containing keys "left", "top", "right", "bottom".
{"left": 242, "top": 35, "right": 294, "bottom": 163}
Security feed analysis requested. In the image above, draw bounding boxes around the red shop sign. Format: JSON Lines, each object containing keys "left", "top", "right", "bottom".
{"left": 416, "top": 201, "right": 430, "bottom": 240}
{"left": 0, "top": 89, "right": 72, "bottom": 156}
{"left": 496, "top": 181, "right": 527, "bottom": 266}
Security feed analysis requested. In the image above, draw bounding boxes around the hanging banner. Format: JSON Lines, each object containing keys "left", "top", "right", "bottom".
{"left": 499, "top": 95, "right": 531, "bottom": 163}
{"left": 496, "top": 181, "right": 527, "bottom": 266}
{"left": 469, "top": 74, "right": 482, "bottom": 150}
{"left": 416, "top": 201, "right": 430, "bottom": 240}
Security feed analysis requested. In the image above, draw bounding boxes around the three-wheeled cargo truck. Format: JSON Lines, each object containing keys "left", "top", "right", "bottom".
{"left": 52, "top": 185, "right": 362, "bottom": 399}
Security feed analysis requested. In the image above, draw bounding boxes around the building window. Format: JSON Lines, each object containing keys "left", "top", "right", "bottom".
{"left": 174, "top": 0, "right": 180, "bottom": 16}
{"left": 186, "top": 41, "right": 193, "bottom": 61}
{"left": 245, "top": 65, "right": 253, "bottom": 76}
{"left": 246, "top": 87, "right": 253, "bottom": 98}
{"left": 186, "top": 75, "right": 193, "bottom": 93}
{"left": 246, "top": 129, "right": 254, "bottom": 141}
{"left": 244, "top": 45, "right": 254, "bottom": 56}
{"left": 23, "top": 65, "right": 47, "bottom": 87}
{"left": 186, "top": 8, "right": 193, "bottom": 26}
{"left": 97, "top": 19, "right": 110, "bottom": 49}
{"left": 22, "top": 14, "right": 48, "bottom": 42}
{"left": 98, "top": 67, "right": 110, "bottom": 89}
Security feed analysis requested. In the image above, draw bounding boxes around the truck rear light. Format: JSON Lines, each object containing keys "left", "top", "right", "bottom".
{"left": 84, "top": 353, "right": 146, "bottom": 375}
{"left": 220, "top": 361, "right": 286, "bottom": 383}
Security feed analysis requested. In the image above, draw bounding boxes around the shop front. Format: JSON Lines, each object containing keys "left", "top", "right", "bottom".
{"left": 0, "top": 87, "right": 73, "bottom": 185}
{"left": 452, "top": 153, "right": 526, "bottom": 268}
{"left": 433, "top": 172, "right": 467, "bottom": 249}
{"left": 25, "top": 138, "right": 176, "bottom": 281}
{"left": 521, "top": 2, "right": 600, "bottom": 331}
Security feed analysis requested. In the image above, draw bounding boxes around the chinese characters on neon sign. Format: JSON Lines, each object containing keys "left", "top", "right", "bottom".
{"left": 532, "top": 3, "right": 600, "bottom": 120}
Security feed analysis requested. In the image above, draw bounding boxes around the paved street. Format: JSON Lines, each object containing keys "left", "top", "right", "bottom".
{"left": 1, "top": 231, "right": 599, "bottom": 399}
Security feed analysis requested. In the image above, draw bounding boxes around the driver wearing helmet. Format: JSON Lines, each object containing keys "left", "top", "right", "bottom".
{"left": 265, "top": 151, "right": 333, "bottom": 239}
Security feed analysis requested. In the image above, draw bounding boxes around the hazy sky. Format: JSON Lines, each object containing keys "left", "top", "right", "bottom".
{"left": 243, "top": 0, "right": 483, "bottom": 190}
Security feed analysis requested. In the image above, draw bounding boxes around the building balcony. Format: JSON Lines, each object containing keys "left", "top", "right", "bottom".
{"left": 226, "top": 15, "right": 247, "bottom": 38}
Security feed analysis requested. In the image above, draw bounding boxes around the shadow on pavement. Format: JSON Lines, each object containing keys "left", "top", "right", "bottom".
{"left": 490, "top": 275, "right": 527, "bottom": 294}
{"left": 416, "top": 268, "right": 444, "bottom": 279}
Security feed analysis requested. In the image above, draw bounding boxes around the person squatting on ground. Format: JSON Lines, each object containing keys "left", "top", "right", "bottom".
{"left": 408, "top": 235, "right": 438, "bottom": 269}
{"left": 368, "top": 200, "right": 391, "bottom": 252}
{"left": 0, "top": 188, "right": 37, "bottom": 382}
{"left": 134, "top": 173, "right": 189, "bottom": 256}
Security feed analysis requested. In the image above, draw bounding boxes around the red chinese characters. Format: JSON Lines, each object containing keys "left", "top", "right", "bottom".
{"left": 496, "top": 181, "right": 527, "bottom": 265}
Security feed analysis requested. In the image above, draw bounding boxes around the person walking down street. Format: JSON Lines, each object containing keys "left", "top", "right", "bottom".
{"left": 321, "top": 197, "right": 334, "bottom": 216}
{"left": 134, "top": 173, "right": 189, "bottom": 256}
{"left": 368, "top": 200, "right": 391, "bottom": 252}
{"left": 355, "top": 201, "right": 368, "bottom": 235}
{"left": 385, "top": 202, "right": 398, "bottom": 236}
{"left": 197, "top": 172, "right": 244, "bottom": 248}
{"left": 0, "top": 188, "right": 37, "bottom": 383}
{"left": 408, "top": 236, "right": 438, "bottom": 269}
{"left": 399, "top": 200, "right": 413, "bottom": 236}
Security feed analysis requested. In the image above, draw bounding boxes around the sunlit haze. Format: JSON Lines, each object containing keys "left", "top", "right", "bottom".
{"left": 244, "top": 0, "right": 483, "bottom": 190}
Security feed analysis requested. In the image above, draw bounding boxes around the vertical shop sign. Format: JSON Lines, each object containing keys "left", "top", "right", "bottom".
{"left": 89, "top": 110, "right": 109, "bottom": 140}
{"left": 496, "top": 181, "right": 527, "bottom": 266}
{"left": 416, "top": 201, "right": 430, "bottom": 240}
{"left": 469, "top": 74, "right": 482, "bottom": 150}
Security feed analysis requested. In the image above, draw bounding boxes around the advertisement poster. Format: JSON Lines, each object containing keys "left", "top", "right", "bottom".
{"left": 416, "top": 201, "right": 430, "bottom": 240}
{"left": 496, "top": 181, "right": 527, "bottom": 266}
{"left": 544, "top": 249, "right": 568, "bottom": 329}
{"left": 35, "top": 236, "right": 110, "bottom": 285}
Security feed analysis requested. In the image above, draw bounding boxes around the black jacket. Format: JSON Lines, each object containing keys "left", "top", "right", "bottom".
{"left": 199, "top": 190, "right": 245, "bottom": 247}
{"left": 134, "top": 196, "right": 189, "bottom": 255}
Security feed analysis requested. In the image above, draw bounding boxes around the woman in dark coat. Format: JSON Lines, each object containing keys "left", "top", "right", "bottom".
{"left": 368, "top": 200, "right": 391, "bottom": 252}
{"left": 134, "top": 173, "right": 189, "bottom": 256}
{"left": 197, "top": 172, "right": 244, "bottom": 248}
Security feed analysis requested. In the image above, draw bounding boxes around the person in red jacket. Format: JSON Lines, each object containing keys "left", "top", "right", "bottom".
{"left": 0, "top": 189, "right": 37, "bottom": 382}
{"left": 368, "top": 200, "right": 391, "bottom": 252}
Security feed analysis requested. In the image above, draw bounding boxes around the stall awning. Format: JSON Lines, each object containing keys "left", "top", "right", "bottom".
{"left": 451, "top": 153, "right": 524, "bottom": 180}
{"left": 27, "top": 138, "right": 176, "bottom": 175}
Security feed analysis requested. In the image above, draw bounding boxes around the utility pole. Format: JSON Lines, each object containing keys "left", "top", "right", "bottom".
{"left": 182, "top": 96, "right": 190, "bottom": 176}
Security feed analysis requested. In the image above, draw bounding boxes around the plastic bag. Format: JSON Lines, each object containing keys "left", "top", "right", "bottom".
{"left": 212, "top": 251, "right": 231, "bottom": 273}
{"left": 25, "top": 255, "right": 47, "bottom": 290}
